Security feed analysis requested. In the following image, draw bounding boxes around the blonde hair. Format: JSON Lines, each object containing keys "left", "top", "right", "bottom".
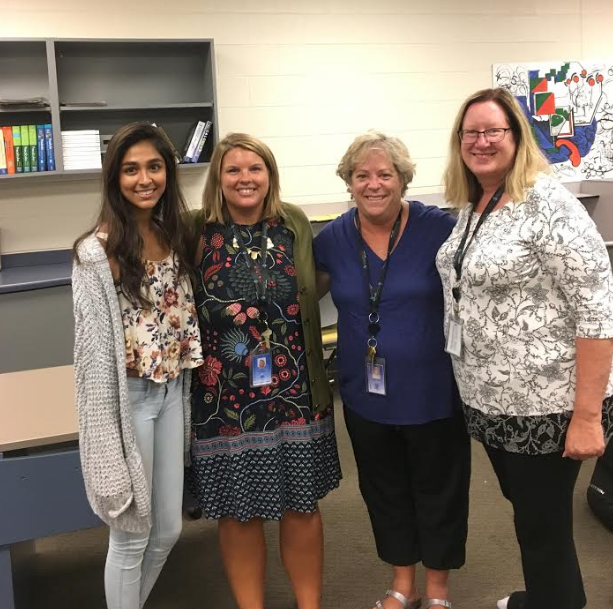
{"left": 202, "top": 133, "right": 284, "bottom": 224}
{"left": 337, "top": 130, "right": 416, "bottom": 196}
{"left": 443, "top": 87, "right": 550, "bottom": 207}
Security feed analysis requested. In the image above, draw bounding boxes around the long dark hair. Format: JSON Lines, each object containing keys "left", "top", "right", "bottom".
{"left": 74, "top": 122, "right": 192, "bottom": 308}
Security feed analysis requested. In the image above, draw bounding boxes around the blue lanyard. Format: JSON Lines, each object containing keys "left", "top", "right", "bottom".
{"left": 355, "top": 207, "right": 402, "bottom": 339}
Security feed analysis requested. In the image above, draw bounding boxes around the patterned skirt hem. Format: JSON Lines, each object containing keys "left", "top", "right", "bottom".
{"left": 192, "top": 478, "right": 342, "bottom": 523}
{"left": 463, "top": 395, "right": 613, "bottom": 455}
{"left": 186, "top": 420, "right": 342, "bottom": 522}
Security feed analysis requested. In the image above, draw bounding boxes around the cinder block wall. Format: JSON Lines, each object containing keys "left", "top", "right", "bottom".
{"left": 1, "top": 0, "right": 613, "bottom": 253}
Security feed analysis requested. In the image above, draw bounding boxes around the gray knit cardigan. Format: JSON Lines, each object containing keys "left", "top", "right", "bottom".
{"left": 72, "top": 234, "right": 192, "bottom": 533}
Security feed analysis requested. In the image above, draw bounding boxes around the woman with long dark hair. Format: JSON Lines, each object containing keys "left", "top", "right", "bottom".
{"left": 72, "top": 122, "right": 203, "bottom": 609}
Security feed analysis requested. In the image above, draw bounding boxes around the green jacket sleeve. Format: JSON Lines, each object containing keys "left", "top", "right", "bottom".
{"left": 281, "top": 202, "right": 333, "bottom": 414}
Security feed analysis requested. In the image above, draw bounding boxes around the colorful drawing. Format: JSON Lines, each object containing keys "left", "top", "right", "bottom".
{"left": 494, "top": 61, "right": 613, "bottom": 180}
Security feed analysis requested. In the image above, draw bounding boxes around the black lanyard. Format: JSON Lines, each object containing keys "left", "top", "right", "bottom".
{"left": 452, "top": 185, "right": 504, "bottom": 302}
{"left": 231, "top": 221, "right": 270, "bottom": 306}
{"left": 355, "top": 207, "right": 402, "bottom": 339}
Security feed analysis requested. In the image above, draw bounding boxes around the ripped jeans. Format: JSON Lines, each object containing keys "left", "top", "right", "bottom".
{"left": 105, "top": 374, "right": 184, "bottom": 609}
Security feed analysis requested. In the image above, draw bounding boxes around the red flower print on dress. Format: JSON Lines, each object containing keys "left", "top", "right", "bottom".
{"left": 284, "top": 265, "right": 296, "bottom": 276}
{"left": 274, "top": 354, "right": 287, "bottom": 367}
{"left": 219, "top": 424, "right": 240, "bottom": 436}
{"left": 260, "top": 385, "right": 272, "bottom": 396}
{"left": 233, "top": 312, "right": 247, "bottom": 325}
{"left": 211, "top": 233, "right": 224, "bottom": 249}
{"left": 286, "top": 304, "right": 300, "bottom": 315}
{"left": 279, "top": 369, "right": 291, "bottom": 381}
{"left": 283, "top": 417, "right": 306, "bottom": 426}
{"left": 246, "top": 307, "right": 259, "bottom": 319}
{"left": 204, "top": 263, "right": 222, "bottom": 281}
{"left": 249, "top": 326, "right": 261, "bottom": 341}
{"left": 225, "top": 302, "right": 242, "bottom": 316}
{"left": 199, "top": 355, "right": 222, "bottom": 386}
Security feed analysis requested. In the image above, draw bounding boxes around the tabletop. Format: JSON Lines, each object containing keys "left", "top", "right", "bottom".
{"left": 0, "top": 365, "right": 77, "bottom": 452}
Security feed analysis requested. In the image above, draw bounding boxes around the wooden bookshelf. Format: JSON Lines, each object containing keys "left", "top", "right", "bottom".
{"left": 0, "top": 38, "right": 218, "bottom": 181}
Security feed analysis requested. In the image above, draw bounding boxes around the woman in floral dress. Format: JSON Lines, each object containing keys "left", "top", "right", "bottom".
{"left": 187, "top": 133, "right": 341, "bottom": 609}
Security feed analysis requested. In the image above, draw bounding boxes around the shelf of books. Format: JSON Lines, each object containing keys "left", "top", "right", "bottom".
{"left": 0, "top": 123, "right": 56, "bottom": 176}
{"left": 0, "top": 38, "right": 218, "bottom": 181}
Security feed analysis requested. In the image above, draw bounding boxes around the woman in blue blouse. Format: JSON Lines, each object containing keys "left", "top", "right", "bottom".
{"left": 314, "top": 131, "right": 470, "bottom": 609}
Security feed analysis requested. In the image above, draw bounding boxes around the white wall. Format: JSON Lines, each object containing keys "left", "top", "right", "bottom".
{"left": 1, "top": 0, "right": 613, "bottom": 253}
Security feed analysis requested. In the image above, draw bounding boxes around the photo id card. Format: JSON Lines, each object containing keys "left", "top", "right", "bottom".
{"left": 366, "top": 356, "right": 386, "bottom": 396}
{"left": 445, "top": 314, "right": 463, "bottom": 358}
{"left": 250, "top": 347, "right": 272, "bottom": 387}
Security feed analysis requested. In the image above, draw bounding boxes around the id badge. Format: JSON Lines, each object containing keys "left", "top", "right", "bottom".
{"left": 366, "top": 357, "right": 386, "bottom": 396}
{"left": 445, "top": 314, "right": 463, "bottom": 358}
{"left": 250, "top": 345, "right": 272, "bottom": 387}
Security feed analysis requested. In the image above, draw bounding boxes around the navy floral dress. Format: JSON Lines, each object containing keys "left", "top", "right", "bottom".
{"left": 187, "top": 217, "right": 341, "bottom": 521}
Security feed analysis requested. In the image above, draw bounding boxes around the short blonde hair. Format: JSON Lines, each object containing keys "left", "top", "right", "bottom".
{"left": 202, "top": 133, "right": 284, "bottom": 224}
{"left": 336, "top": 131, "right": 416, "bottom": 196}
{"left": 443, "top": 87, "right": 550, "bottom": 207}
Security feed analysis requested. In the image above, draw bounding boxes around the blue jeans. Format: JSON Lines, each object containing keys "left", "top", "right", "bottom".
{"left": 105, "top": 374, "right": 184, "bottom": 609}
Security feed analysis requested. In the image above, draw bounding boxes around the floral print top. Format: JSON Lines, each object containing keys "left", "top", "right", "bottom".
{"left": 117, "top": 253, "right": 204, "bottom": 382}
{"left": 436, "top": 175, "right": 613, "bottom": 420}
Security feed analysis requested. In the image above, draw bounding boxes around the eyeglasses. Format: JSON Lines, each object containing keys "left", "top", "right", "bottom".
{"left": 458, "top": 128, "right": 511, "bottom": 143}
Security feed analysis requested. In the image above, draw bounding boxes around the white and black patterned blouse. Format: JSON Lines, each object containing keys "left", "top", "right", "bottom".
{"left": 436, "top": 175, "right": 613, "bottom": 454}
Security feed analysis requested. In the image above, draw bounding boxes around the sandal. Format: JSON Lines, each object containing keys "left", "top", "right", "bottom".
{"left": 375, "top": 589, "right": 422, "bottom": 609}
{"left": 425, "top": 600, "right": 452, "bottom": 608}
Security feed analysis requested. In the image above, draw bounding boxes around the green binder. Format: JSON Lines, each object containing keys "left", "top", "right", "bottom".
{"left": 21, "top": 125, "right": 31, "bottom": 173}
{"left": 28, "top": 125, "right": 38, "bottom": 173}
{"left": 12, "top": 126, "right": 22, "bottom": 173}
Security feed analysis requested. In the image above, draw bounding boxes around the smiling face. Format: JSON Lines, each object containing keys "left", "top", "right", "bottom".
{"left": 220, "top": 147, "right": 270, "bottom": 224}
{"left": 119, "top": 140, "right": 167, "bottom": 214}
{"left": 349, "top": 148, "right": 403, "bottom": 225}
{"left": 460, "top": 100, "right": 517, "bottom": 189}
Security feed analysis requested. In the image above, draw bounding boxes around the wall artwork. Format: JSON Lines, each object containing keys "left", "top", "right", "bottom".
{"left": 493, "top": 61, "right": 613, "bottom": 180}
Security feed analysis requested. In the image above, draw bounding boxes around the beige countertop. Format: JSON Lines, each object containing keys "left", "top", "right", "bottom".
{"left": 0, "top": 365, "right": 77, "bottom": 452}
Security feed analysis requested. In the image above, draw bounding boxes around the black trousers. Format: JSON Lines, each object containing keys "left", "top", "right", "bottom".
{"left": 485, "top": 446, "right": 586, "bottom": 609}
{"left": 343, "top": 406, "right": 471, "bottom": 569}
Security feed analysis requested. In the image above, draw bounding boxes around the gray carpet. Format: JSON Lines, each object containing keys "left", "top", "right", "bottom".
{"left": 15, "top": 399, "right": 613, "bottom": 609}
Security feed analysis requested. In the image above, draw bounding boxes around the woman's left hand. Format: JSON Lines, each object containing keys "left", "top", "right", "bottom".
{"left": 563, "top": 414, "right": 605, "bottom": 460}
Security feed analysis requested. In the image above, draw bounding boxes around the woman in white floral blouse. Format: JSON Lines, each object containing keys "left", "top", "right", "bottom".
{"left": 436, "top": 88, "right": 613, "bottom": 609}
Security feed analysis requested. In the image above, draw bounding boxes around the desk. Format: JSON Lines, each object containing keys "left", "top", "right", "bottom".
{"left": 0, "top": 366, "right": 101, "bottom": 609}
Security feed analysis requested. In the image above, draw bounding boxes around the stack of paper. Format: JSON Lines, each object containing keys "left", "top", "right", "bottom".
{"left": 61, "top": 130, "right": 102, "bottom": 170}
{"left": 0, "top": 97, "right": 49, "bottom": 108}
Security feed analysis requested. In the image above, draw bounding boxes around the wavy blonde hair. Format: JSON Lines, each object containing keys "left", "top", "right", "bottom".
{"left": 203, "top": 133, "right": 284, "bottom": 224}
{"left": 337, "top": 130, "right": 416, "bottom": 196}
{"left": 443, "top": 88, "right": 550, "bottom": 207}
